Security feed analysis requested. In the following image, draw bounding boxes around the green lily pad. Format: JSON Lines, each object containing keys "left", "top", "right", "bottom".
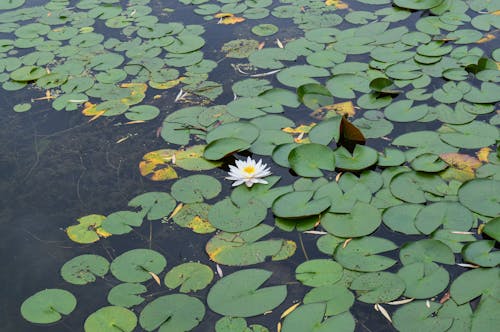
{"left": 458, "top": 179, "right": 500, "bottom": 217}
{"left": 462, "top": 240, "right": 500, "bottom": 267}
{"left": 10, "top": 65, "right": 46, "bottom": 81}
{"left": 276, "top": 65, "right": 330, "bottom": 88}
{"left": 101, "top": 211, "right": 143, "bottom": 235}
{"left": 297, "top": 83, "right": 333, "bottom": 110}
{"left": 303, "top": 283, "right": 354, "bottom": 316}
{"left": 207, "top": 269, "right": 287, "bottom": 317}
{"left": 107, "top": 283, "right": 146, "bottom": 308}
{"left": 139, "top": 294, "right": 205, "bottom": 332}
{"left": 128, "top": 192, "right": 176, "bottom": 221}
{"left": 61, "top": 254, "right": 109, "bottom": 285}
{"left": 295, "top": 259, "right": 343, "bottom": 287}
{"left": 110, "top": 249, "right": 167, "bottom": 283}
{"left": 164, "top": 262, "right": 213, "bottom": 293}
{"left": 204, "top": 138, "right": 251, "bottom": 160}
{"left": 334, "top": 236, "right": 398, "bottom": 272}
{"left": 450, "top": 268, "right": 500, "bottom": 305}
{"left": 397, "top": 262, "right": 449, "bottom": 299}
{"left": 400, "top": 239, "right": 455, "bottom": 265}
{"left": 389, "top": 171, "right": 447, "bottom": 203}
{"left": 382, "top": 203, "right": 422, "bottom": 235}
{"left": 208, "top": 198, "right": 267, "bottom": 232}
{"left": 322, "top": 202, "right": 381, "bottom": 238}
{"left": 172, "top": 202, "right": 215, "bottom": 234}
{"left": 21, "top": 289, "right": 76, "bottom": 324}
{"left": 334, "top": 145, "right": 378, "bottom": 171}
{"left": 215, "top": 316, "right": 269, "bottom": 332}
{"left": 171, "top": 175, "right": 221, "bottom": 203}
{"left": 393, "top": 301, "right": 452, "bottom": 332}
{"left": 206, "top": 122, "right": 259, "bottom": 144}
{"left": 251, "top": 23, "right": 278, "bottom": 36}
{"left": 415, "top": 201, "right": 474, "bottom": 234}
{"left": 230, "top": 176, "right": 292, "bottom": 208}
{"left": 281, "top": 304, "right": 355, "bottom": 332}
{"left": 272, "top": 191, "right": 331, "bottom": 219}
{"left": 350, "top": 272, "right": 405, "bottom": 303}
{"left": 482, "top": 216, "right": 500, "bottom": 241}
{"left": 288, "top": 143, "right": 335, "bottom": 177}
{"left": 0, "top": 0, "right": 25, "bottom": 10}
{"left": 326, "top": 74, "right": 371, "bottom": 99}
{"left": 248, "top": 48, "right": 297, "bottom": 69}
{"left": 463, "top": 82, "right": 500, "bottom": 103}
{"left": 206, "top": 224, "right": 294, "bottom": 266}
{"left": 125, "top": 105, "right": 160, "bottom": 121}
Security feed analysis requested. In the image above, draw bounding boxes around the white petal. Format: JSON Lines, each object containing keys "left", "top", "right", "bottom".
{"left": 232, "top": 180, "right": 245, "bottom": 186}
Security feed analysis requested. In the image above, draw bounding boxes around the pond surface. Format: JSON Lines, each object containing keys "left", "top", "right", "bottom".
{"left": 0, "top": 0, "right": 499, "bottom": 331}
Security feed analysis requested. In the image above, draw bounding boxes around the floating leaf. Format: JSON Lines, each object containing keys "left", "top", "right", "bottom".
{"left": 252, "top": 23, "right": 278, "bottom": 36}
{"left": 334, "top": 236, "right": 398, "bottom": 272}
{"left": 288, "top": 143, "right": 335, "bottom": 177}
{"left": 458, "top": 179, "right": 500, "bottom": 217}
{"left": 209, "top": 198, "right": 268, "bottom": 232}
{"left": 139, "top": 149, "right": 178, "bottom": 181}
{"left": 415, "top": 201, "right": 474, "bottom": 234}
{"left": 206, "top": 224, "right": 294, "bottom": 266}
{"left": 482, "top": 216, "right": 500, "bottom": 241}
{"left": 295, "top": 259, "right": 343, "bottom": 287}
{"left": 101, "top": 211, "right": 143, "bottom": 235}
{"left": 392, "top": 301, "right": 452, "bottom": 332}
{"left": 399, "top": 239, "right": 455, "bottom": 265}
{"left": 61, "top": 255, "right": 109, "bottom": 285}
{"left": 303, "top": 283, "right": 354, "bottom": 316}
{"left": 172, "top": 203, "right": 216, "bottom": 234}
{"left": 139, "top": 294, "right": 204, "bottom": 332}
{"left": 110, "top": 249, "right": 167, "bottom": 283}
{"left": 171, "top": 175, "right": 221, "bottom": 203}
{"left": 462, "top": 240, "right": 500, "bottom": 267}
{"left": 21, "top": 289, "right": 76, "bottom": 324}
{"left": 397, "top": 262, "right": 449, "bottom": 299}
{"left": 164, "top": 262, "right": 214, "bottom": 293}
{"left": 272, "top": 191, "right": 331, "bottom": 219}
{"left": 322, "top": 202, "right": 381, "bottom": 238}
{"left": 66, "top": 214, "right": 110, "bottom": 244}
{"left": 281, "top": 304, "right": 355, "bottom": 332}
{"left": 207, "top": 269, "right": 287, "bottom": 317}
{"left": 107, "top": 283, "right": 146, "bottom": 308}
{"left": 334, "top": 145, "right": 378, "bottom": 171}
{"left": 128, "top": 192, "right": 176, "bottom": 221}
{"left": 350, "top": 272, "right": 405, "bottom": 303}
{"left": 450, "top": 268, "right": 500, "bottom": 305}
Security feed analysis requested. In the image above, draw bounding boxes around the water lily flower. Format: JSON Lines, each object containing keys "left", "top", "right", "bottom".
{"left": 226, "top": 156, "right": 272, "bottom": 187}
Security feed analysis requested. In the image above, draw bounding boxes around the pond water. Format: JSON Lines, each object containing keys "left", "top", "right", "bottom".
{"left": 1, "top": 0, "right": 499, "bottom": 331}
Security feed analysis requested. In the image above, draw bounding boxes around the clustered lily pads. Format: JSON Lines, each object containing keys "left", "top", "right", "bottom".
{"left": 13, "top": 0, "right": 500, "bottom": 331}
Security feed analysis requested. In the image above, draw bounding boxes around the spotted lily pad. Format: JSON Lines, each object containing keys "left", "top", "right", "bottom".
{"left": 393, "top": 301, "right": 452, "bottom": 332}
{"left": 350, "top": 272, "right": 405, "bottom": 303}
{"left": 66, "top": 214, "right": 110, "bottom": 244}
{"left": 61, "top": 254, "right": 109, "bottom": 285}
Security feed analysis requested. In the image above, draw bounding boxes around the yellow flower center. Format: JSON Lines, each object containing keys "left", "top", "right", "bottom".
{"left": 243, "top": 165, "right": 255, "bottom": 175}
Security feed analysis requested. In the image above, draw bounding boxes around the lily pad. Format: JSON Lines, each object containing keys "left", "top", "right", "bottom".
{"left": 397, "top": 262, "right": 449, "bottom": 299}
{"left": 450, "top": 268, "right": 500, "bottom": 305}
{"left": 350, "top": 272, "right": 405, "bottom": 303}
{"left": 208, "top": 198, "right": 267, "bottom": 232}
{"left": 322, "top": 202, "right": 381, "bottom": 238}
{"left": 334, "top": 145, "right": 378, "bottom": 171}
{"left": 334, "top": 236, "right": 398, "bottom": 272}
{"left": 171, "top": 175, "right": 221, "bottom": 203}
{"left": 462, "top": 240, "right": 500, "bottom": 267}
{"left": 288, "top": 144, "right": 335, "bottom": 177}
{"left": 458, "top": 179, "right": 500, "bottom": 217}
{"left": 272, "top": 191, "right": 331, "bottom": 219}
{"left": 139, "top": 294, "right": 205, "bottom": 332}
{"left": 21, "top": 289, "right": 76, "bottom": 324}
{"left": 281, "top": 304, "right": 355, "bottom": 332}
{"left": 66, "top": 214, "right": 110, "bottom": 244}
{"left": 295, "top": 259, "right": 343, "bottom": 287}
{"left": 164, "top": 262, "right": 213, "bottom": 293}
{"left": 207, "top": 269, "right": 287, "bottom": 317}
{"left": 101, "top": 211, "right": 143, "bottom": 235}
{"left": 393, "top": 301, "right": 452, "bottom": 332}
{"left": 107, "top": 283, "right": 146, "bottom": 308}
{"left": 399, "top": 239, "right": 455, "bottom": 265}
{"left": 128, "top": 192, "right": 176, "bottom": 221}
{"left": 303, "top": 283, "right": 355, "bottom": 316}
{"left": 61, "top": 254, "right": 109, "bottom": 285}
{"left": 110, "top": 249, "right": 167, "bottom": 283}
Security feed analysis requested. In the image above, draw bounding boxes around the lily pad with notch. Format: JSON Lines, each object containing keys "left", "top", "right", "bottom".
{"left": 399, "top": 239, "right": 454, "bottom": 266}
{"left": 107, "top": 283, "right": 147, "bottom": 308}
{"left": 207, "top": 269, "right": 287, "bottom": 317}
{"left": 295, "top": 259, "right": 343, "bottom": 287}
{"left": 272, "top": 191, "right": 331, "bottom": 219}
{"left": 171, "top": 175, "right": 221, "bottom": 203}
{"left": 334, "top": 145, "right": 378, "bottom": 171}
{"left": 397, "top": 262, "right": 449, "bottom": 299}
{"left": 61, "top": 254, "right": 109, "bottom": 285}
{"left": 128, "top": 192, "right": 176, "bottom": 221}
{"left": 101, "top": 211, "right": 144, "bottom": 235}
{"left": 21, "top": 289, "right": 76, "bottom": 324}
{"left": 110, "top": 249, "right": 167, "bottom": 283}
{"left": 281, "top": 304, "right": 355, "bottom": 332}
{"left": 208, "top": 198, "right": 267, "bottom": 232}
{"left": 139, "top": 294, "right": 205, "bottom": 332}
{"left": 350, "top": 271, "right": 405, "bottom": 303}
{"left": 393, "top": 301, "right": 452, "bottom": 332}
{"left": 322, "top": 202, "right": 381, "bottom": 238}
{"left": 164, "top": 262, "right": 214, "bottom": 293}
{"left": 288, "top": 143, "right": 336, "bottom": 177}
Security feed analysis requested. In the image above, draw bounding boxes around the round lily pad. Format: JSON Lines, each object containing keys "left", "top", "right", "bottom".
{"left": 288, "top": 143, "right": 336, "bottom": 177}
{"left": 139, "top": 294, "right": 205, "bottom": 332}
{"left": 303, "top": 284, "right": 355, "bottom": 316}
{"left": 251, "top": 24, "right": 278, "bottom": 36}
{"left": 296, "top": 259, "right": 343, "bottom": 287}
{"left": 397, "top": 262, "right": 449, "bottom": 299}
{"left": 322, "top": 202, "right": 382, "bottom": 238}
{"left": 61, "top": 254, "right": 109, "bottom": 285}
{"left": 164, "top": 262, "right": 214, "bottom": 293}
{"left": 350, "top": 272, "right": 405, "bottom": 303}
{"left": 208, "top": 198, "right": 267, "bottom": 232}
{"left": 125, "top": 105, "right": 160, "bottom": 121}
{"left": 21, "top": 289, "right": 76, "bottom": 324}
{"left": 128, "top": 192, "right": 176, "bottom": 221}
{"left": 414, "top": 201, "right": 474, "bottom": 234}
{"left": 272, "top": 191, "right": 331, "bottom": 219}
{"left": 107, "top": 283, "right": 147, "bottom": 308}
{"left": 462, "top": 240, "right": 500, "bottom": 267}
{"left": 393, "top": 301, "right": 452, "bottom": 332}
{"left": 66, "top": 214, "right": 109, "bottom": 244}
{"left": 84, "top": 306, "right": 137, "bottom": 332}
{"left": 334, "top": 145, "right": 378, "bottom": 171}
{"left": 458, "top": 179, "right": 500, "bottom": 217}
{"left": 171, "top": 175, "right": 221, "bottom": 203}
{"left": 207, "top": 269, "right": 287, "bottom": 317}
{"left": 10, "top": 65, "right": 46, "bottom": 81}
{"left": 281, "top": 304, "right": 355, "bottom": 332}
{"left": 399, "top": 239, "right": 455, "bottom": 265}
{"left": 110, "top": 249, "right": 167, "bottom": 283}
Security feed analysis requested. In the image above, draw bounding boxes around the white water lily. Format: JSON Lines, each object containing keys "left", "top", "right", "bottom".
{"left": 226, "top": 156, "right": 272, "bottom": 187}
